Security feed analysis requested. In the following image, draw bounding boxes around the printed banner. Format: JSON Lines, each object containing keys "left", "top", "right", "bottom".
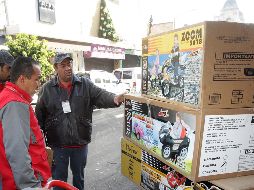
{"left": 121, "top": 138, "right": 223, "bottom": 190}
{"left": 84, "top": 44, "right": 125, "bottom": 59}
{"left": 142, "top": 24, "right": 204, "bottom": 106}
{"left": 124, "top": 98, "right": 196, "bottom": 174}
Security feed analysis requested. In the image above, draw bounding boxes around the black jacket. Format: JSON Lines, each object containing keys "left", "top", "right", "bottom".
{"left": 35, "top": 75, "right": 118, "bottom": 146}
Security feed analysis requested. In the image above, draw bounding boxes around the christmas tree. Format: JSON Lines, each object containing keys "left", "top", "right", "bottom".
{"left": 98, "top": 0, "right": 119, "bottom": 42}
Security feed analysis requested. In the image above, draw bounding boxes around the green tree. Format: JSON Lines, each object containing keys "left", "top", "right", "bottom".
{"left": 98, "top": 0, "right": 119, "bottom": 42}
{"left": 4, "top": 33, "right": 55, "bottom": 82}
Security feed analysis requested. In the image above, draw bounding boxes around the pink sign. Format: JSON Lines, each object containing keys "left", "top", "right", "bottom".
{"left": 84, "top": 44, "right": 125, "bottom": 59}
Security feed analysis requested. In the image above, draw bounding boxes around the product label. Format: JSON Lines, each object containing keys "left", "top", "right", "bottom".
{"left": 213, "top": 52, "right": 254, "bottom": 81}
{"left": 199, "top": 114, "right": 254, "bottom": 176}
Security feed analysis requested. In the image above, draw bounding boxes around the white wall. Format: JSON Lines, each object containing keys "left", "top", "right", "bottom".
{"left": 3, "top": 0, "right": 150, "bottom": 50}
{"left": 5, "top": 0, "right": 101, "bottom": 42}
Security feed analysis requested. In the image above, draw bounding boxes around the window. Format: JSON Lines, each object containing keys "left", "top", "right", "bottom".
{"left": 113, "top": 71, "right": 122, "bottom": 80}
{"left": 123, "top": 71, "right": 132, "bottom": 79}
{"left": 95, "top": 78, "right": 101, "bottom": 83}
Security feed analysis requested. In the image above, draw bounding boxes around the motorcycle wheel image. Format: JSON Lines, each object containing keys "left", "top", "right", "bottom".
{"left": 136, "top": 132, "right": 141, "bottom": 140}
{"left": 162, "top": 80, "right": 171, "bottom": 97}
{"left": 161, "top": 144, "right": 172, "bottom": 159}
{"left": 176, "top": 146, "right": 188, "bottom": 163}
{"left": 151, "top": 78, "right": 157, "bottom": 89}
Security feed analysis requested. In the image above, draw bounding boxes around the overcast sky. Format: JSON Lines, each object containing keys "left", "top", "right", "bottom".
{"left": 141, "top": 0, "right": 254, "bottom": 28}
{"left": 111, "top": 0, "right": 254, "bottom": 44}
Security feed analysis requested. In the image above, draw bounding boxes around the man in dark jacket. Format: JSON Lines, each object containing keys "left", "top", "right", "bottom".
{"left": 35, "top": 53, "right": 124, "bottom": 190}
{"left": 0, "top": 49, "right": 14, "bottom": 92}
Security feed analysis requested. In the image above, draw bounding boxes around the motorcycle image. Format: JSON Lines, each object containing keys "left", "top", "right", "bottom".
{"left": 160, "top": 59, "right": 185, "bottom": 101}
{"left": 159, "top": 123, "right": 190, "bottom": 163}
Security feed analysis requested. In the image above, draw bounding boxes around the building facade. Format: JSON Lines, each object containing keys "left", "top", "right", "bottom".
{"left": 0, "top": 0, "right": 143, "bottom": 73}
{"left": 215, "top": 0, "right": 244, "bottom": 23}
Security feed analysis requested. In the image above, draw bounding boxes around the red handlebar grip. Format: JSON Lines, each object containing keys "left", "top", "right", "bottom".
{"left": 45, "top": 180, "right": 78, "bottom": 190}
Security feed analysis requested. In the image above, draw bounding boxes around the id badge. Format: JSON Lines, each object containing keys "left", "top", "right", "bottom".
{"left": 62, "top": 101, "right": 71, "bottom": 113}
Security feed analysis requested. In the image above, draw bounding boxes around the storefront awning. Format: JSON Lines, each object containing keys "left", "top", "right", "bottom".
{"left": 46, "top": 41, "right": 90, "bottom": 52}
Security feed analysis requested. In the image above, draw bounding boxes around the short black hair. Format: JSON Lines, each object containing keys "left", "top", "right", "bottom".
{"left": 0, "top": 50, "right": 14, "bottom": 68}
{"left": 10, "top": 56, "right": 39, "bottom": 83}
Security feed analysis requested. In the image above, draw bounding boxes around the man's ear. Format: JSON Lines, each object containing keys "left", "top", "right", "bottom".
{"left": 19, "top": 75, "right": 25, "bottom": 83}
{"left": 54, "top": 64, "right": 57, "bottom": 70}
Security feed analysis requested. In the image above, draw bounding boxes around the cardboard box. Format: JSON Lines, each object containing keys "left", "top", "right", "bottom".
{"left": 142, "top": 21, "right": 254, "bottom": 108}
{"left": 121, "top": 137, "right": 223, "bottom": 189}
{"left": 124, "top": 94, "right": 254, "bottom": 181}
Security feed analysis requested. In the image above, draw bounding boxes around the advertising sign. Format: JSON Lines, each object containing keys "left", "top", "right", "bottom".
{"left": 38, "top": 0, "right": 56, "bottom": 24}
{"left": 124, "top": 98, "right": 196, "bottom": 175}
{"left": 142, "top": 22, "right": 254, "bottom": 108}
{"left": 121, "top": 138, "right": 223, "bottom": 190}
{"left": 142, "top": 25, "right": 204, "bottom": 106}
{"left": 124, "top": 94, "right": 254, "bottom": 181}
{"left": 84, "top": 44, "right": 125, "bottom": 59}
{"left": 121, "top": 137, "right": 142, "bottom": 184}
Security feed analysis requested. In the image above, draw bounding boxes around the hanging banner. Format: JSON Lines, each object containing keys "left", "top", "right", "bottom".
{"left": 84, "top": 44, "right": 125, "bottom": 59}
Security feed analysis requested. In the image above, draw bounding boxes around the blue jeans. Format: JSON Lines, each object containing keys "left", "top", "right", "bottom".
{"left": 52, "top": 145, "right": 88, "bottom": 190}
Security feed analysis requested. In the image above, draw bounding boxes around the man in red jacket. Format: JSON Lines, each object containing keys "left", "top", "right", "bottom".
{"left": 0, "top": 56, "right": 51, "bottom": 190}
{"left": 0, "top": 49, "right": 14, "bottom": 92}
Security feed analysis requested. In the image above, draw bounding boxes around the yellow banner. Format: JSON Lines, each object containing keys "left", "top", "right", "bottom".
{"left": 121, "top": 138, "right": 142, "bottom": 185}
{"left": 147, "top": 24, "right": 204, "bottom": 55}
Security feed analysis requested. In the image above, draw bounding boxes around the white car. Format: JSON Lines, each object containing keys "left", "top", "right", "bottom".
{"left": 113, "top": 67, "right": 142, "bottom": 94}
{"left": 77, "top": 70, "right": 129, "bottom": 94}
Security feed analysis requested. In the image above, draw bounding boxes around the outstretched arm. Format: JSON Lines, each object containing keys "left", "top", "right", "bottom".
{"left": 113, "top": 93, "right": 125, "bottom": 106}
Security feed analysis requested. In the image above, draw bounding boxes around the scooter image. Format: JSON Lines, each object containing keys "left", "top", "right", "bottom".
{"left": 133, "top": 122, "right": 144, "bottom": 140}
{"left": 159, "top": 123, "right": 190, "bottom": 162}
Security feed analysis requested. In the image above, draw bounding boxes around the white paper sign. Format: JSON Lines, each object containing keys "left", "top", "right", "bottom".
{"left": 199, "top": 114, "right": 254, "bottom": 177}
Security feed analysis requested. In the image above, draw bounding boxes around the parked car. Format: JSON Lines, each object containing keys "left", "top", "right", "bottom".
{"left": 76, "top": 70, "right": 129, "bottom": 94}
{"left": 113, "top": 67, "right": 142, "bottom": 94}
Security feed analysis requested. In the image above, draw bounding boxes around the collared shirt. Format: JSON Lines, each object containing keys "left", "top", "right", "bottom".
{"left": 59, "top": 81, "right": 72, "bottom": 96}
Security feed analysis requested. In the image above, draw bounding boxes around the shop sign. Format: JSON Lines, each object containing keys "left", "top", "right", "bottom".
{"left": 38, "top": 0, "right": 56, "bottom": 24}
{"left": 84, "top": 44, "right": 125, "bottom": 59}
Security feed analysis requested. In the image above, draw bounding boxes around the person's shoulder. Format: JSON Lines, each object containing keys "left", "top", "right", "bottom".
{"left": 76, "top": 74, "right": 92, "bottom": 84}
{"left": 42, "top": 77, "right": 56, "bottom": 87}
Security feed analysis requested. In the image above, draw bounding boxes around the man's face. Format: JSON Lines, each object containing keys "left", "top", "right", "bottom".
{"left": 0, "top": 64, "right": 11, "bottom": 82}
{"left": 54, "top": 58, "right": 73, "bottom": 82}
{"left": 23, "top": 65, "right": 41, "bottom": 96}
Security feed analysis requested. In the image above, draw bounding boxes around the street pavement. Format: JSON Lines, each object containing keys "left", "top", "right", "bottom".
{"left": 67, "top": 106, "right": 139, "bottom": 190}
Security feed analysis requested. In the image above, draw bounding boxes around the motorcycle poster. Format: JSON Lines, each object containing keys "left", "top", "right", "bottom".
{"left": 142, "top": 25, "right": 204, "bottom": 106}
{"left": 124, "top": 98, "right": 196, "bottom": 175}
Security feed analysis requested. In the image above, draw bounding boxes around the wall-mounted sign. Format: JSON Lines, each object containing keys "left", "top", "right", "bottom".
{"left": 38, "top": 0, "right": 55, "bottom": 24}
{"left": 84, "top": 44, "right": 125, "bottom": 60}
